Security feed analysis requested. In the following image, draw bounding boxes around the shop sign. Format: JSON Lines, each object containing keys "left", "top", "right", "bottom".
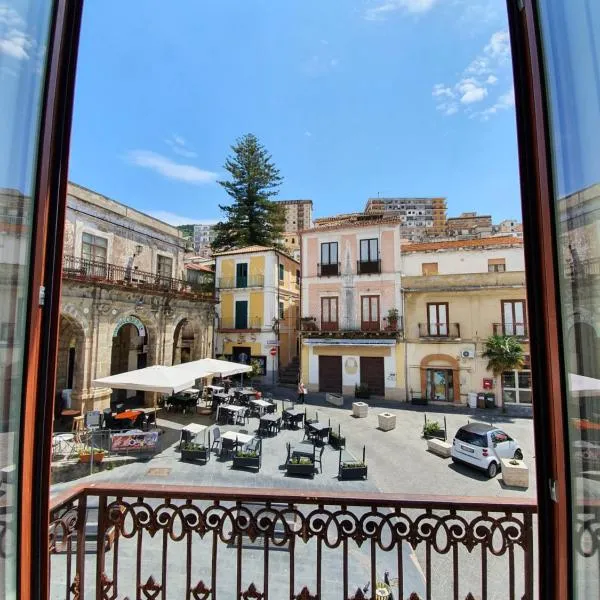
{"left": 113, "top": 315, "right": 146, "bottom": 338}
{"left": 110, "top": 431, "right": 159, "bottom": 453}
{"left": 483, "top": 378, "right": 494, "bottom": 390}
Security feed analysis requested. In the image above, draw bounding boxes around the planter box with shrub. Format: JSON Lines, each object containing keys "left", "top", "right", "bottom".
{"left": 181, "top": 443, "right": 210, "bottom": 463}
{"left": 232, "top": 451, "right": 261, "bottom": 471}
{"left": 339, "top": 463, "right": 368, "bottom": 480}
{"left": 286, "top": 458, "right": 314, "bottom": 477}
{"left": 422, "top": 416, "right": 447, "bottom": 441}
{"left": 354, "top": 384, "right": 370, "bottom": 399}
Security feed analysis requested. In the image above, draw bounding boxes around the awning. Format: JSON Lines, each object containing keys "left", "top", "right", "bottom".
{"left": 92, "top": 365, "right": 196, "bottom": 395}
{"left": 171, "top": 358, "right": 252, "bottom": 379}
{"left": 569, "top": 373, "right": 600, "bottom": 392}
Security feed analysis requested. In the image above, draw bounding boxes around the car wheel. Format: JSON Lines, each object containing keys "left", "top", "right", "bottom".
{"left": 513, "top": 449, "right": 523, "bottom": 460}
{"left": 487, "top": 462, "right": 498, "bottom": 478}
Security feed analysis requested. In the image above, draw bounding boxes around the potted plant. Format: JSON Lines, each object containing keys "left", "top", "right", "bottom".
{"left": 181, "top": 442, "right": 210, "bottom": 462}
{"left": 329, "top": 428, "right": 346, "bottom": 450}
{"left": 79, "top": 447, "right": 105, "bottom": 464}
{"left": 286, "top": 456, "right": 315, "bottom": 477}
{"left": 300, "top": 316, "right": 318, "bottom": 331}
{"left": 354, "top": 383, "right": 370, "bottom": 399}
{"left": 339, "top": 461, "right": 368, "bottom": 480}
{"left": 422, "top": 418, "right": 446, "bottom": 441}
{"left": 232, "top": 449, "right": 261, "bottom": 471}
{"left": 384, "top": 308, "right": 400, "bottom": 331}
{"left": 482, "top": 335, "right": 525, "bottom": 408}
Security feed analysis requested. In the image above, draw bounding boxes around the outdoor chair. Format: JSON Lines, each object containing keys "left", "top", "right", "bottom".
{"left": 314, "top": 445, "right": 325, "bottom": 473}
{"left": 211, "top": 427, "right": 221, "bottom": 453}
{"left": 85, "top": 410, "right": 102, "bottom": 430}
{"left": 236, "top": 407, "right": 249, "bottom": 426}
{"left": 303, "top": 419, "right": 316, "bottom": 442}
{"left": 179, "top": 428, "right": 193, "bottom": 450}
{"left": 102, "top": 408, "right": 113, "bottom": 428}
{"left": 264, "top": 402, "right": 276, "bottom": 415}
{"left": 257, "top": 419, "right": 270, "bottom": 437}
{"left": 220, "top": 437, "right": 236, "bottom": 459}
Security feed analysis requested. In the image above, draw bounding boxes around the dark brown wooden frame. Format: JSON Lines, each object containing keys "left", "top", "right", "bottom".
{"left": 360, "top": 295, "right": 380, "bottom": 331}
{"left": 426, "top": 301, "right": 449, "bottom": 337}
{"left": 508, "top": 0, "right": 570, "bottom": 597}
{"left": 500, "top": 299, "right": 528, "bottom": 336}
{"left": 320, "top": 296, "right": 338, "bottom": 330}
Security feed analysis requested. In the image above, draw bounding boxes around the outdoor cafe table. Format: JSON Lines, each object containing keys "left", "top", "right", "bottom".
{"left": 180, "top": 388, "right": 200, "bottom": 398}
{"left": 114, "top": 409, "right": 143, "bottom": 422}
{"left": 250, "top": 398, "right": 272, "bottom": 415}
{"left": 308, "top": 421, "right": 330, "bottom": 444}
{"left": 259, "top": 413, "right": 280, "bottom": 435}
{"left": 205, "top": 385, "right": 225, "bottom": 394}
{"left": 216, "top": 403, "right": 245, "bottom": 423}
{"left": 283, "top": 407, "right": 305, "bottom": 429}
{"left": 179, "top": 423, "right": 207, "bottom": 449}
{"left": 288, "top": 442, "right": 315, "bottom": 460}
{"left": 221, "top": 431, "right": 253, "bottom": 445}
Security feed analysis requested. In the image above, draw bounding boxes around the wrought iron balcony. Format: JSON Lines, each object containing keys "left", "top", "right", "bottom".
{"left": 317, "top": 262, "right": 340, "bottom": 277}
{"left": 217, "top": 275, "right": 265, "bottom": 289}
{"left": 356, "top": 259, "right": 381, "bottom": 275}
{"left": 493, "top": 323, "right": 529, "bottom": 338}
{"left": 301, "top": 318, "right": 403, "bottom": 339}
{"left": 418, "top": 322, "right": 461, "bottom": 339}
{"left": 49, "top": 484, "right": 536, "bottom": 600}
{"left": 62, "top": 256, "right": 214, "bottom": 299}
{"left": 218, "top": 317, "right": 262, "bottom": 331}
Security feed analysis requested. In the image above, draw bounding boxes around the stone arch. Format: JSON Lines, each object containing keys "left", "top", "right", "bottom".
{"left": 172, "top": 317, "right": 198, "bottom": 365}
{"left": 57, "top": 313, "right": 87, "bottom": 405}
{"left": 420, "top": 353, "right": 461, "bottom": 404}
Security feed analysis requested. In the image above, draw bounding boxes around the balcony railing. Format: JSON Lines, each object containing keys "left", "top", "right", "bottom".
{"left": 218, "top": 317, "right": 262, "bottom": 331}
{"left": 418, "top": 322, "right": 461, "bottom": 338}
{"left": 49, "top": 484, "right": 536, "bottom": 600}
{"left": 300, "top": 317, "right": 403, "bottom": 338}
{"left": 217, "top": 275, "right": 264, "bottom": 289}
{"left": 317, "top": 262, "right": 340, "bottom": 277}
{"left": 62, "top": 256, "right": 214, "bottom": 299}
{"left": 493, "top": 323, "right": 529, "bottom": 338}
{"left": 357, "top": 259, "right": 381, "bottom": 275}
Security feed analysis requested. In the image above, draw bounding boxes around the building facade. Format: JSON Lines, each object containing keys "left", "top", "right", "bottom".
{"left": 401, "top": 237, "right": 530, "bottom": 406}
{"left": 300, "top": 217, "right": 404, "bottom": 399}
{"left": 58, "top": 183, "right": 215, "bottom": 412}
{"left": 446, "top": 212, "right": 493, "bottom": 237}
{"left": 364, "top": 197, "right": 447, "bottom": 239}
{"left": 193, "top": 223, "right": 216, "bottom": 254}
{"left": 276, "top": 199, "right": 313, "bottom": 259}
{"left": 214, "top": 246, "right": 300, "bottom": 382}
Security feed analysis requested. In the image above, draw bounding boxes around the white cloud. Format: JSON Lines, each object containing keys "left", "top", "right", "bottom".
{"left": 125, "top": 150, "right": 218, "bottom": 184}
{"left": 364, "top": 0, "right": 438, "bottom": 21}
{"left": 147, "top": 211, "right": 218, "bottom": 227}
{"left": 473, "top": 86, "right": 515, "bottom": 120}
{"left": 454, "top": 0, "right": 503, "bottom": 30}
{"left": 432, "top": 29, "right": 512, "bottom": 118}
{"left": 165, "top": 134, "right": 197, "bottom": 158}
{"left": 0, "top": 6, "right": 32, "bottom": 60}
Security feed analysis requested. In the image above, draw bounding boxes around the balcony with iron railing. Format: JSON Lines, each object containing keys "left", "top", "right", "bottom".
{"left": 357, "top": 259, "right": 381, "bottom": 275}
{"left": 62, "top": 256, "right": 214, "bottom": 299}
{"left": 48, "top": 483, "right": 536, "bottom": 599}
{"left": 300, "top": 317, "right": 403, "bottom": 339}
{"left": 217, "top": 275, "right": 265, "bottom": 289}
{"left": 317, "top": 262, "right": 341, "bottom": 277}
{"left": 418, "top": 322, "right": 461, "bottom": 339}
{"left": 218, "top": 316, "right": 262, "bottom": 332}
{"left": 493, "top": 322, "right": 529, "bottom": 338}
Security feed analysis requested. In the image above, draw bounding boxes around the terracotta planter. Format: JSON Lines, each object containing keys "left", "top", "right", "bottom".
{"left": 79, "top": 452, "right": 105, "bottom": 464}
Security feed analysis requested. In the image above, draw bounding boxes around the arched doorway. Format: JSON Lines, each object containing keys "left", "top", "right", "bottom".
{"left": 172, "top": 319, "right": 195, "bottom": 365}
{"left": 110, "top": 315, "right": 148, "bottom": 405}
{"left": 56, "top": 314, "right": 86, "bottom": 410}
{"left": 420, "top": 354, "right": 460, "bottom": 403}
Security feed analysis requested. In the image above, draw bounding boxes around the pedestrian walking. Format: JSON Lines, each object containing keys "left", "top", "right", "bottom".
{"left": 297, "top": 381, "right": 307, "bottom": 404}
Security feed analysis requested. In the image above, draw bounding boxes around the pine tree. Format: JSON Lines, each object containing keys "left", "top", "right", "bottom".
{"left": 211, "top": 134, "right": 285, "bottom": 252}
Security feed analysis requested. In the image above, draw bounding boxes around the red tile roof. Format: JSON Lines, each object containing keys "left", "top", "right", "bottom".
{"left": 401, "top": 236, "right": 523, "bottom": 252}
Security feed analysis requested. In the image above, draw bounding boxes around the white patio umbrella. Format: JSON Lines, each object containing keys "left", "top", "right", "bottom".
{"left": 92, "top": 365, "right": 197, "bottom": 394}
{"left": 171, "top": 357, "right": 252, "bottom": 386}
{"left": 569, "top": 373, "right": 600, "bottom": 393}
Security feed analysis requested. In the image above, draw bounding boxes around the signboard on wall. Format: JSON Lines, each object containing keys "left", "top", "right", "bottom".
{"left": 113, "top": 315, "right": 146, "bottom": 338}
{"left": 483, "top": 378, "right": 494, "bottom": 390}
{"left": 110, "top": 431, "right": 159, "bottom": 453}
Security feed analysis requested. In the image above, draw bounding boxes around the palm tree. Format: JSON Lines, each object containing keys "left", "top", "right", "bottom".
{"left": 482, "top": 335, "right": 525, "bottom": 406}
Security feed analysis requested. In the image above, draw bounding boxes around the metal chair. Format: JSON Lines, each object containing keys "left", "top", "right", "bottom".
{"left": 85, "top": 410, "right": 102, "bottom": 431}
{"left": 236, "top": 407, "right": 249, "bottom": 426}
{"left": 220, "top": 437, "right": 236, "bottom": 459}
{"left": 314, "top": 445, "right": 325, "bottom": 473}
{"left": 211, "top": 427, "right": 221, "bottom": 453}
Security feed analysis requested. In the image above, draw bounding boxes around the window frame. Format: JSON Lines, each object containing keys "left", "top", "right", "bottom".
{"left": 359, "top": 238, "right": 379, "bottom": 263}
{"left": 321, "top": 296, "right": 339, "bottom": 330}
{"left": 501, "top": 299, "right": 527, "bottom": 336}
{"left": 81, "top": 231, "right": 108, "bottom": 263}
{"left": 361, "top": 295, "right": 380, "bottom": 331}
{"left": 320, "top": 241, "right": 338, "bottom": 265}
{"left": 427, "top": 302, "right": 449, "bottom": 337}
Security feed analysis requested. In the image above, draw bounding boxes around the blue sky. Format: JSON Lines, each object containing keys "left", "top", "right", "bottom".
{"left": 64, "top": 0, "right": 520, "bottom": 225}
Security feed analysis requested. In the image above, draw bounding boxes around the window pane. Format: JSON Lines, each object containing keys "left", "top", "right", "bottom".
{"left": 514, "top": 301, "right": 524, "bottom": 323}
{"left": 362, "top": 296, "right": 369, "bottom": 319}
{"left": 438, "top": 304, "right": 447, "bottom": 323}
{"left": 503, "top": 389, "right": 517, "bottom": 404}
{"left": 321, "top": 243, "right": 328, "bottom": 264}
{"left": 0, "top": 1, "right": 54, "bottom": 593}
{"left": 504, "top": 302, "right": 514, "bottom": 326}
{"left": 369, "top": 238, "right": 378, "bottom": 259}
{"left": 331, "top": 298, "right": 337, "bottom": 319}
{"left": 517, "top": 390, "right": 532, "bottom": 405}
{"left": 330, "top": 242, "right": 337, "bottom": 264}
{"left": 518, "top": 371, "right": 531, "bottom": 389}
{"left": 322, "top": 299, "right": 329, "bottom": 322}
{"left": 502, "top": 371, "right": 516, "bottom": 388}
{"left": 360, "top": 239, "right": 369, "bottom": 261}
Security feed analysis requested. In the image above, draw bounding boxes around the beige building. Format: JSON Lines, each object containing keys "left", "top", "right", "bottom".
{"left": 58, "top": 183, "right": 215, "bottom": 412}
{"left": 213, "top": 246, "right": 300, "bottom": 383}
{"left": 401, "top": 237, "right": 530, "bottom": 407}
{"left": 446, "top": 212, "right": 493, "bottom": 237}
{"left": 276, "top": 199, "right": 313, "bottom": 259}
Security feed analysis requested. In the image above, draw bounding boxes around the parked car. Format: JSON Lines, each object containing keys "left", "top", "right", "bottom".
{"left": 451, "top": 423, "right": 523, "bottom": 478}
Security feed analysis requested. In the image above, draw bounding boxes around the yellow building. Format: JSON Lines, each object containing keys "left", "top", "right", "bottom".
{"left": 401, "top": 237, "right": 531, "bottom": 407}
{"left": 214, "top": 246, "right": 300, "bottom": 382}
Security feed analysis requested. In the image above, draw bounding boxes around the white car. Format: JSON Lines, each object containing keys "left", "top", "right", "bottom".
{"left": 451, "top": 423, "right": 523, "bottom": 478}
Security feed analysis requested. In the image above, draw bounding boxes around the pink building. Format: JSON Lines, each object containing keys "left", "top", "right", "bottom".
{"left": 300, "top": 215, "right": 405, "bottom": 400}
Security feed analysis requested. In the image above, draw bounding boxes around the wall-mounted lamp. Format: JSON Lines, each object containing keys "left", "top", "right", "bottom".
{"left": 135, "top": 297, "right": 144, "bottom": 310}
{"left": 134, "top": 244, "right": 144, "bottom": 257}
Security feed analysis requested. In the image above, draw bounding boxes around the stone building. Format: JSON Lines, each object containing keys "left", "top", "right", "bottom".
{"left": 58, "top": 183, "right": 215, "bottom": 412}
{"left": 276, "top": 199, "right": 313, "bottom": 259}
{"left": 446, "top": 212, "right": 493, "bottom": 237}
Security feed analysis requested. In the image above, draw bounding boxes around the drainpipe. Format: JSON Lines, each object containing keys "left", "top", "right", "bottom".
{"left": 401, "top": 273, "right": 409, "bottom": 403}
{"left": 276, "top": 253, "right": 281, "bottom": 385}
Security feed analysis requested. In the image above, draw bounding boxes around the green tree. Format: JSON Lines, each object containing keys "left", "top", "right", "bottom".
{"left": 211, "top": 134, "right": 285, "bottom": 252}
{"left": 482, "top": 335, "right": 525, "bottom": 405}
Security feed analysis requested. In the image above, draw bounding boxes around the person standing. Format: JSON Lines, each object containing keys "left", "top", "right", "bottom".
{"left": 297, "top": 381, "right": 307, "bottom": 404}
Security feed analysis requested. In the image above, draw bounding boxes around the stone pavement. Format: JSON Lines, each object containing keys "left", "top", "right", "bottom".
{"left": 50, "top": 389, "right": 538, "bottom": 598}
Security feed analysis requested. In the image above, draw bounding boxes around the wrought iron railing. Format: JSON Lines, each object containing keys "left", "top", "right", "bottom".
{"left": 301, "top": 318, "right": 403, "bottom": 338}
{"left": 493, "top": 323, "right": 529, "bottom": 338}
{"left": 49, "top": 484, "right": 536, "bottom": 600}
{"left": 217, "top": 275, "right": 265, "bottom": 289}
{"left": 317, "top": 262, "right": 340, "bottom": 277}
{"left": 218, "top": 317, "right": 262, "bottom": 330}
{"left": 418, "top": 322, "right": 461, "bottom": 339}
{"left": 62, "top": 256, "right": 214, "bottom": 299}
{"left": 356, "top": 259, "right": 381, "bottom": 275}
